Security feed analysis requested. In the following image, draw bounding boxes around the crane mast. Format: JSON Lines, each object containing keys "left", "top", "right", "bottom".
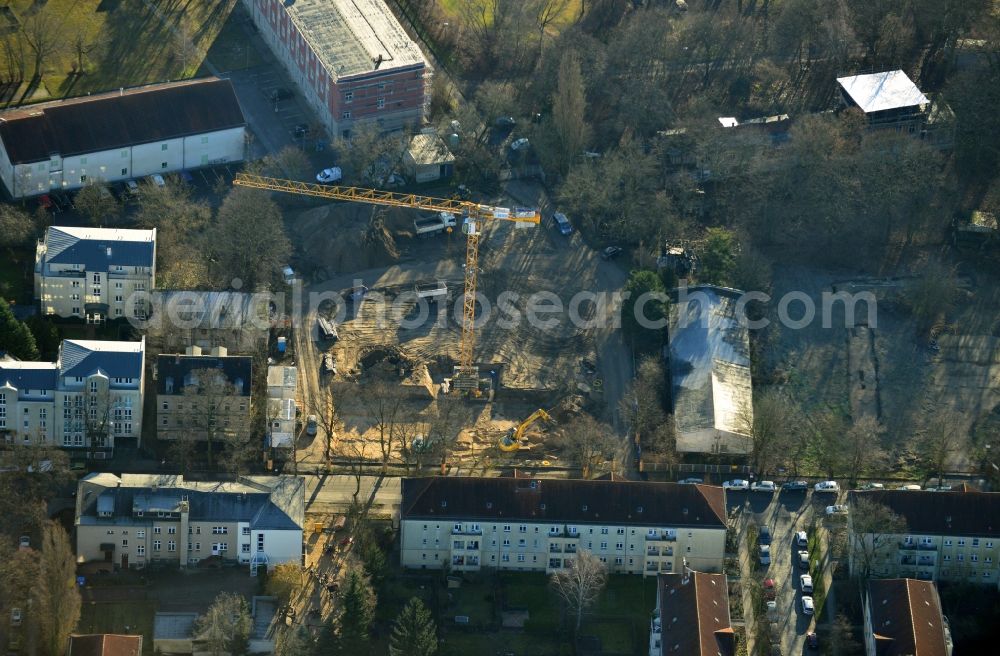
{"left": 233, "top": 173, "right": 540, "bottom": 389}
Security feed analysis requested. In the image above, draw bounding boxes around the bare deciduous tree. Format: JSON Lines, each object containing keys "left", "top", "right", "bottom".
{"left": 549, "top": 549, "right": 607, "bottom": 631}
{"left": 195, "top": 592, "right": 253, "bottom": 656}
{"left": 916, "top": 416, "right": 962, "bottom": 488}
{"left": 20, "top": 7, "right": 68, "bottom": 80}
{"left": 207, "top": 188, "right": 291, "bottom": 291}
{"left": 555, "top": 414, "right": 625, "bottom": 479}
{"left": 849, "top": 498, "right": 907, "bottom": 581}
{"left": 358, "top": 379, "right": 409, "bottom": 474}
{"left": 73, "top": 182, "right": 120, "bottom": 226}
{"left": 309, "top": 380, "right": 343, "bottom": 468}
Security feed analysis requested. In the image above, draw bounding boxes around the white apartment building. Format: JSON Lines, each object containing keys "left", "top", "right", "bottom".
{"left": 75, "top": 473, "right": 304, "bottom": 572}
{"left": 848, "top": 489, "right": 1000, "bottom": 588}
{"left": 400, "top": 477, "right": 728, "bottom": 576}
{"left": 0, "top": 78, "right": 246, "bottom": 199}
{"left": 0, "top": 338, "right": 146, "bottom": 457}
{"left": 35, "top": 226, "right": 156, "bottom": 323}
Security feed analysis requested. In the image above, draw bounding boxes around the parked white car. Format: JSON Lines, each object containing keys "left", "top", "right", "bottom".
{"left": 316, "top": 167, "right": 343, "bottom": 183}
{"left": 18, "top": 535, "right": 29, "bottom": 550}
{"left": 759, "top": 545, "right": 771, "bottom": 566}
{"left": 306, "top": 415, "right": 318, "bottom": 436}
{"left": 723, "top": 479, "right": 750, "bottom": 491}
{"left": 801, "top": 596, "right": 814, "bottom": 615}
{"left": 826, "top": 504, "right": 849, "bottom": 516}
{"left": 862, "top": 482, "right": 885, "bottom": 490}
{"left": 800, "top": 574, "right": 814, "bottom": 594}
{"left": 510, "top": 137, "right": 530, "bottom": 151}
{"left": 814, "top": 480, "right": 840, "bottom": 493}
{"left": 751, "top": 481, "right": 776, "bottom": 493}
{"left": 798, "top": 550, "right": 810, "bottom": 570}
{"left": 795, "top": 531, "right": 808, "bottom": 548}
{"left": 899, "top": 484, "right": 922, "bottom": 491}
{"left": 678, "top": 477, "right": 703, "bottom": 485}
{"left": 149, "top": 174, "right": 166, "bottom": 187}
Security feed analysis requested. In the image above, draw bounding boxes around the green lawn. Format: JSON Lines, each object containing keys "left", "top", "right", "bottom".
{"left": 78, "top": 601, "right": 157, "bottom": 656}
{"left": 3, "top": 0, "right": 239, "bottom": 106}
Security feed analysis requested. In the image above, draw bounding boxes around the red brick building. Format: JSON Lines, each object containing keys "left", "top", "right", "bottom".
{"left": 243, "top": 0, "right": 430, "bottom": 138}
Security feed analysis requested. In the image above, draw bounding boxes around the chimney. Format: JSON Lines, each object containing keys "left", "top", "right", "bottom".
{"left": 185, "top": 345, "right": 202, "bottom": 356}
{"left": 106, "top": 246, "right": 112, "bottom": 258}
{"left": 211, "top": 346, "right": 227, "bottom": 357}
{"left": 374, "top": 53, "right": 383, "bottom": 69}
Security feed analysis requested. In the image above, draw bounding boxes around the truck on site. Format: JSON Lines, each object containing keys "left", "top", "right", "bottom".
{"left": 414, "top": 280, "right": 450, "bottom": 304}
{"left": 317, "top": 316, "right": 338, "bottom": 342}
{"left": 413, "top": 212, "right": 457, "bottom": 237}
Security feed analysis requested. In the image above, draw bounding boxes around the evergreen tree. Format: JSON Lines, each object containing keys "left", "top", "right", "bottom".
{"left": 0, "top": 298, "right": 39, "bottom": 360}
{"left": 389, "top": 597, "right": 437, "bottom": 656}
{"left": 360, "top": 541, "right": 388, "bottom": 586}
{"left": 621, "top": 270, "right": 667, "bottom": 355}
{"left": 338, "top": 568, "right": 376, "bottom": 649}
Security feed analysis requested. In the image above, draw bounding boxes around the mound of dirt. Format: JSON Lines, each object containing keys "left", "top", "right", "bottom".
{"left": 291, "top": 204, "right": 405, "bottom": 278}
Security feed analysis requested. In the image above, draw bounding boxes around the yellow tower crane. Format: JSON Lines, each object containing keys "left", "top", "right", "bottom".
{"left": 232, "top": 173, "right": 541, "bottom": 389}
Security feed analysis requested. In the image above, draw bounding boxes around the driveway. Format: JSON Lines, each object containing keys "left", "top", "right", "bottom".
{"left": 731, "top": 488, "right": 823, "bottom": 655}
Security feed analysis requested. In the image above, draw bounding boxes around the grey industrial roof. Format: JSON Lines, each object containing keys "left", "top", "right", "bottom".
{"left": 0, "top": 77, "right": 245, "bottom": 164}
{"left": 266, "top": 366, "right": 297, "bottom": 395}
{"left": 668, "top": 286, "right": 752, "bottom": 442}
{"left": 401, "top": 477, "right": 728, "bottom": 528}
{"left": 408, "top": 133, "right": 455, "bottom": 166}
{"left": 60, "top": 339, "right": 145, "bottom": 380}
{"left": 150, "top": 291, "right": 269, "bottom": 331}
{"left": 0, "top": 361, "right": 58, "bottom": 391}
{"left": 77, "top": 474, "right": 304, "bottom": 531}
{"left": 282, "top": 0, "right": 428, "bottom": 80}
{"left": 156, "top": 354, "right": 252, "bottom": 396}
{"left": 153, "top": 613, "right": 198, "bottom": 639}
{"left": 43, "top": 226, "right": 155, "bottom": 270}
{"left": 837, "top": 70, "right": 929, "bottom": 114}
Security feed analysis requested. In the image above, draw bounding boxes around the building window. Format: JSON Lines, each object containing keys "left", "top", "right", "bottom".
{"left": 519, "top": 525, "right": 527, "bottom": 533}
{"left": 153, "top": 527, "right": 161, "bottom": 534}
{"left": 121, "top": 150, "right": 128, "bottom": 158}
{"left": 137, "top": 545, "right": 145, "bottom": 556}
{"left": 257, "top": 534, "right": 265, "bottom": 552}
{"left": 242, "top": 544, "right": 250, "bottom": 553}
{"left": 959, "top": 539, "right": 966, "bottom": 546}
{"left": 342, "top": 112, "right": 351, "bottom": 120}
{"left": 502, "top": 553, "right": 510, "bottom": 562}
{"left": 973, "top": 538, "right": 980, "bottom": 547}
{"left": 517, "top": 554, "right": 525, "bottom": 562}
{"left": 136, "top": 530, "right": 144, "bottom": 538}
{"left": 503, "top": 525, "right": 511, "bottom": 533}
{"left": 168, "top": 540, "right": 176, "bottom": 552}
{"left": 344, "top": 92, "right": 353, "bottom": 103}
{"left": 161, "top": 162, "right": 168, "bottom": 169}
{"left": 153, "top": 540, "right": 161, "bottom": 551}
{"left": 376, "top": 98, "right": 385, "bottom": 109}
{"left": 161, "top": 144, "right": 168, "bottom": 151}
{"left": 213, "top": 526, "right": 228, "bottom": 534}
{"left": 242, "top": 527, "right": 250, "bottom": 536}
{"left": 616, "top": 543, "right": 624, "bottom": 551}
{"left": 121, "top": 168, "right": 128, "bottom": 176}
{"left": 617, "top": 528, "right": 625, "bottom": 535}
{"left": 201, "top": 136, "right": 209, "bottom": 144}
{"left": 122, "top": 539, "right": 128, "bottom": 547}
{"left": 80, "top": 175, "right": 87, "bottom": 183}
{"left": 168, "top": 527, "right": 176, "bottom": 535}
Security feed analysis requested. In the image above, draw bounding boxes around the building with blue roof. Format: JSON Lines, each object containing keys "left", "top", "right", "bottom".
{"left": 35, "top": 225, "right": 156, "bottom": 323}
{"left": 76, "top": 473, "right": 304, "bottom": 572}
{"left": 0, "top": 337, "right": 146, "bottom": 457}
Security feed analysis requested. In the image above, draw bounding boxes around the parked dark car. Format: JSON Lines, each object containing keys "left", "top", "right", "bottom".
{"left": 806, "top": 632, "right": 818, "bottom": 650}
{"left": 758, "top": 525, "right": 772, "bottom": 545}
{"left": 781, "top": 480, "right": 809, "bottom": 491}
{"left": 270, "top": 87, "right": 293, "bottom": 101}
{"left": 293, "top": 123, "right": 310, "bottom": 138}
{"left": 600, "top": 246, "right": 623, "bottom": 260}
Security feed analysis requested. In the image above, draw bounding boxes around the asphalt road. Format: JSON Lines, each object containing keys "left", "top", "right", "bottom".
{"left": 732, "top": 488, "right": 824, "bottom": 655}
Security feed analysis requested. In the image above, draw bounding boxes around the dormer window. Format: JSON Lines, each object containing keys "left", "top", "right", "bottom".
{"left": 165, "top": 377, "right": 174, "bottom": 394}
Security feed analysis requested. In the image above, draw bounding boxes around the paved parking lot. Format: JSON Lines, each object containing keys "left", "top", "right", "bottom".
{"left": 732, "top": 487, "right": 842, "bottom": 654}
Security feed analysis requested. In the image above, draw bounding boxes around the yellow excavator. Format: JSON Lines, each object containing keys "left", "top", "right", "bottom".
{"left": 499, "top": 409, "right": 553, "bottom": 452}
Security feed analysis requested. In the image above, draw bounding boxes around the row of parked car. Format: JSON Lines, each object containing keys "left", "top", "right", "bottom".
{"left": 720, "top": 479, "right": 841, "bottom": 493}
{"left": 760, "top": 528, "right": 819, "bottom": 650}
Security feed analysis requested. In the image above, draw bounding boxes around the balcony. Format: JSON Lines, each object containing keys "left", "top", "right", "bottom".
{"left": 898, "top": 542, "right": 937, "bottom": 552}
{"left": 451, "top": 527, "right": 483, "bottom": 536}
{"left": 645, "top": 532, "right": 677, "bottom": 542}
{"left": 918, "top": 557, "right": 936, "bottom": 566}
{"left": 466, "top": 542, "right": 480, "bottom": 551}
{"left": 565, "top": 544, "right": 577, "bottom": 554}
{"left": 549, "top": 544, "right": 563, "bottom": 554}
{"left": 900, "top": 555, "right": 916, "bottom": 566}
